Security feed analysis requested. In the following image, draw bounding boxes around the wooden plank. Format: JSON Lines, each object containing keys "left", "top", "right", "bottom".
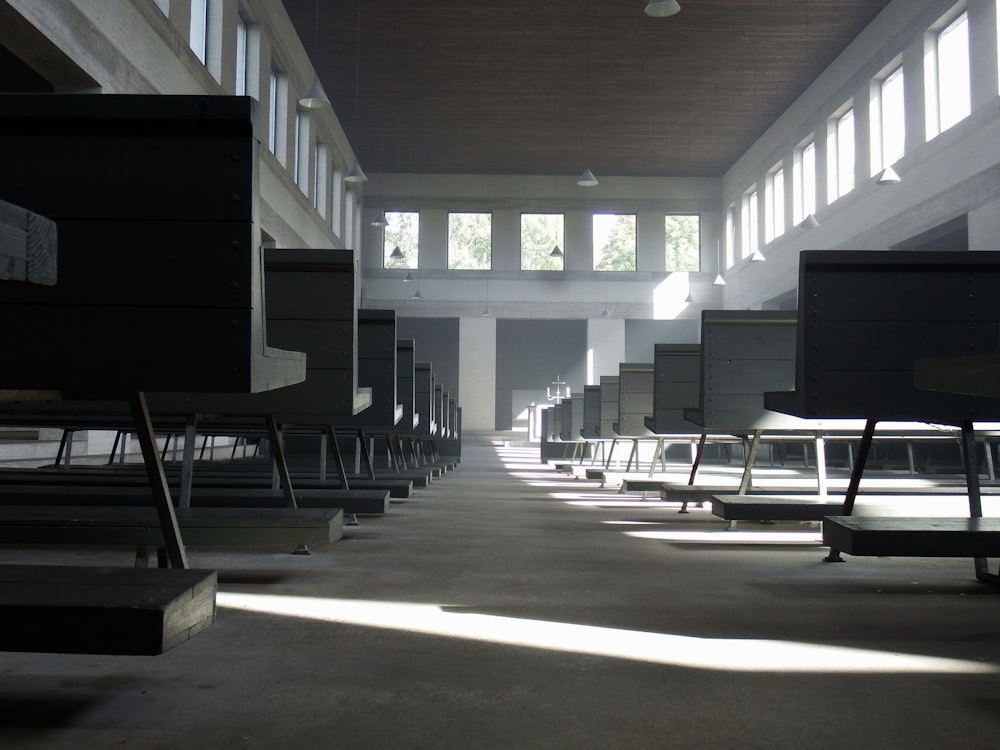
{"left": 823, "top": 516, "right": 1000, "bottom": 557}
{"left": 0, "top": 564, "right": 217, "bottom": 655}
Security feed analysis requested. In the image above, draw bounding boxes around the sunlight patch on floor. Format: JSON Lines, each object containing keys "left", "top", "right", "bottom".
{"left": 217, "top": 593, "right": 997, "bottom": 675}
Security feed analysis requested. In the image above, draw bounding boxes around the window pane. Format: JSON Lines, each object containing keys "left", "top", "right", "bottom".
{"left": 742, "top": 190, "right": 758, "bottom": 257}
{"left": 938, "top": 12, "right": 970, "bottom": 133}
{"left": 835, "top": 108, "right": 855, "bottom": 199}
{"left": 665, "top": 215, "right": 699, "bottom": 271}
{"left": 384, "top": 211, "right": 419, "bottom": 269}
{"left": 520, "top": 213, "right": 564, "bottom": 270}
{"left": 448, "top": 212, "right": 491, "bottom": 270}
{"left": 190, "top": 0, "right": 208, "bottom": 64}
{"left": 881, "top": 67, "right": 905, "bottom": 167}
{"left": 765, "top": 168, "right": 784, "bottom": 242}
{"left": 235, "top": 16, "right": 248, "bottom": 96}
{"left": 593, "top": 214, "right": 636, "bottom": 271}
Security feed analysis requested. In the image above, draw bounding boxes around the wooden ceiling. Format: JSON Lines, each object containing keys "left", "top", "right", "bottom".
{"left": 282, "top": 1, "right": 888, "bottom": 178}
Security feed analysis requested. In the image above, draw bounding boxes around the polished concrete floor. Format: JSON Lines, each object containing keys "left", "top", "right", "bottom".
{"left": 2, "top": 434, "right": 1000, "bottom": 749}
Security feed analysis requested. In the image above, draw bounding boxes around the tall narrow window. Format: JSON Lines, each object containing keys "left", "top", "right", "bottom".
{"left": 314, "top": 143, "right": 329, "bottom": 215}
{"left": 724, "top": 205, "right": 736, "bottom": 270}
{"left": 928, "top": 11, "right": 971, "bottom": 137}
{"left": 664, "top": 215, "right": 699, "bottom": 271}
{"left": 344, "top": 190, "right": 356, "bottom": 249}
{"left": 593, "top": 214, "right": 636, "bottom": 271}
{"left": 190, "top": 0, "right": 208, "bottom": 64}
{"left": 827, "top": 106, "right": 855, "bottom": 202}
{"left": 741, "top": 189, "right": 758, "bottom": 259}
{"left": 765, "top": 166, "right": 784, "bottom": 243}
{"left": 235, "top": 15, "right": 249, "bottom": 96}
{"left": 521, "top": 214, "right": 565, "bottom": 270}
{"left": 872, "top": 65, "right": 905, "bottom": 176}
{"left": 293, "top": 113, "right": 303, "bottom": 187}
{"left": 793, "top": 140, "right": 816, "bottom": 225}
{"left": 332, "top": 168, "right": 343, "bottom": 236}
{"left": 268, "top": 69, "right": 288, "bottom": 165}
{"left": 384, "top": 211, "right": 419, "bottom": 269}
{"left": 448, "top": 212, "right": 491, "bottom": 270}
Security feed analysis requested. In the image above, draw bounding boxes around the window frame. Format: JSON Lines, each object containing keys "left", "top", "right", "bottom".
{"left": 447, "top": 211, "right": 493, "bottom": 270}
{"left": 592, "top": 212, "right": 637, "bottom": 272}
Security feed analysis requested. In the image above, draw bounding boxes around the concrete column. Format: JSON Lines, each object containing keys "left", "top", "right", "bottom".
{"left": 459, "top": 316, "right": 497, "bottom": 430}
{"left": 902, "top": 36, "right": 927, "bottom": 155}
{"left": 969, "top": 0, "right": 999, "bottom": 111}
{"left": 564, "top": 210, "right": 593, "bottom": 272}
{"left": 636, "top": 211, "right": 664, "bottom": 273}
{"left": 853, "top": 83, "right": 872, "bottom": 188}
{"left": 420, "top": 209, "right": 448, "bottom": 270}
{"left": 491, "top": 210, "right": 520, "bottom": 270}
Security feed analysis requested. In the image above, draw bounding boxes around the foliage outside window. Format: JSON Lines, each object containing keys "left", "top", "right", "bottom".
{"left": 765, "top": 167, "right": 784, "bottom": 243}
{"left": 521, "top": 214, "right": 565, "bottom": 270}
{"left": 448, "top": 212, "right": 491, "bottom": 270}
{"left": 828, "top": 107, "right": 854, "bottom": 202}
{"left": 383, "top": 211, "right": 419, "bottom": 269}
{"left": 593, "top": 214, "right": 636, "bottom": 271}
{"left": 664, "top": 215, "right": 699, "bottom": 272}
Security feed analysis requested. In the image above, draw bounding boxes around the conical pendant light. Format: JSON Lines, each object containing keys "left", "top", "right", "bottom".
{"left": 345, "top": 160, "right": 368, "bottom": 183}
{"left": 644, "top": 0, "right": 681, "bottom": 17}
{"left": 577, "top": 169, "right": 599, "bottom": 187}
{"left": 299, "top": 79, "right": 331, "bottom": 109}
{"left": 371, "top": 210, "right": 388, "bottom": 227}
{"left": 876, "top": 165, "right": 901, "bottom": 185}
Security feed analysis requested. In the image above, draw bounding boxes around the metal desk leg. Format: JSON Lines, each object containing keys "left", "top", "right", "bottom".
{"left": 688, "top": 433, "right": 707, "bottom": 485}
{"left": 265, "top": 416, "right": 312, "bottom": 555}
{"left": 128, "top": 391, "right": 187, "bottom": 570}
{"left": 825, "top": 418, "right": 877, "bottom": 563}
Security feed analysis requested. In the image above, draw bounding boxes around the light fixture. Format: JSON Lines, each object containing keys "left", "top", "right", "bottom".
{"left": 685, "top": 293, "right": 695, "bottom": 304}
{"left": 600, "top": 307, "right": 611, "bottom": 318}
{"left": 749, "top": 249, "right": 766, "bottom": 262}
{"left": 577, "top": 169, "right": 599, "bottom": 187}
{"left": 403, "top": 271, "right": 415, "bottom": 282}
{"left": 299, "top": 79, "right": 330, "bottom": 109}
{"left": 371, "top": 210, "right": 388, "bottom": 227}
{"left": 345, "top": 159, "right": 368, "bottom": 183}
{"left": 798, "top": 213, "right": 821, "bottom": 229}
{"left": 644, "top": 0, "right": 681, "bottom": 17}
{"left": 876, "top": 166, "right": 901, "bottom": 185}
{"left": 713, "top": 240, "right": 726, "bottom": 285}
{"left": 344, "top": 1, "right": 368, "bottom": 184}
{"left": 298, "top": 1, "right": 331, "bottom": 108}
{"left": 550, "top": 245, "right": 563, "bottom": 258}
{"left": 481, "top": 306, "right": 491, "bottom": 317}
{"left": 413, "top": 287, "right": 423, "bottom": 299}
{"left": 389, "top": 245, "right": 404, "bottom": 260}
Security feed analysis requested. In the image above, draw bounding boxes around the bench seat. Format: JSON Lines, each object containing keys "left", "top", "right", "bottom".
{"left": 0, "top": 564, "right": 216, "bottom": 655}
{"left": 0, "top": 505, "right": 343, "bottom": 547}
{"left": 823, "top": 516, "right": 1000, "bottom": 557}
{"left": 0, "top": 484, "right": 390, "bottom": 515}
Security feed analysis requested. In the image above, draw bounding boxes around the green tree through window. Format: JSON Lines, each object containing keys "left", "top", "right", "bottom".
{"left": 594, "top": 213, "right": 636, "bottom": 271}
{"left": 448, "top": 212, "right": 491, "bottom": 270}
{"left": 665, "top": 215, "right": 700, "bottom": 271}
{"left": 383, "top": 211, "right": 419, "bottom": 269}
{"left": 521, "top": 213, "right": 565, "bottom": 270}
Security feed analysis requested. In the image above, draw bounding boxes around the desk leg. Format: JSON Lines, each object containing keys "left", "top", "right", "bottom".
{"left": 737, "top": 431, "right": 762, "bottom": 494}
{"left": 648, "top": 438, "right": 663, "bottom": 479}
{"left": 688, "top": 433, "right": 707, "bottom": 485}
{"left": 814, "top": 435, "right": 828, "bottom": 497}
{"left": 128, "top": 391, "right": 187, "bottom": 570}
{"left": 178, "top": 414, "right": 197, "bottom": 509}
{"left": 958, "top": 422, "right": 997, "bottom": 583}
{"left": 825, "top": 418, "right": 877, "bottom": 563}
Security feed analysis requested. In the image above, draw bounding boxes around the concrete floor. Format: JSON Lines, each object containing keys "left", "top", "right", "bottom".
{"left": 2, "top": 434, "right": 1000, "bottom": 749}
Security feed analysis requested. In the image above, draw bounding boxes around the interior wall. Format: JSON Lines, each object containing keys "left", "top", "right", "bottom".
{"left": 396, "top": 317, "right": 461, "bottom": 401}
{"left": 624, "top": 319, "right": 701, "bottom": 363}
{"left": 494, "top": 320, "right": 587, "bottom": 431}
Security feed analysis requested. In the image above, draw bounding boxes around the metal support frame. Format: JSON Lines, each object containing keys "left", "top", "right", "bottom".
{"left": 127, "top": 391, "right": 187, "bottom": 569}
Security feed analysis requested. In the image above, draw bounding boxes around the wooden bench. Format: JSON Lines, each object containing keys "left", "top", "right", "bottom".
{"left": 763, "top": 250, "right": 1000, "bottom": 582}
{"left": 0, "top": 564, "right": 217, "bottom": 655}
{"left": 823, "top": 516, "right": 1000, "bottom": 560}
{"left": 0, "top": 505, "right": 342, "bottom": 550}
{"left": 0, "top": 93, "right": 310, "bottom": 649}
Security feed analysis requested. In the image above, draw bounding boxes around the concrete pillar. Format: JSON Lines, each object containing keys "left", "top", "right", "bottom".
{"left": 459, "top": 316, "right": 497, "bottom": 430}
{"left": 420, "top": 209, "right": 448, "bottom": 270}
